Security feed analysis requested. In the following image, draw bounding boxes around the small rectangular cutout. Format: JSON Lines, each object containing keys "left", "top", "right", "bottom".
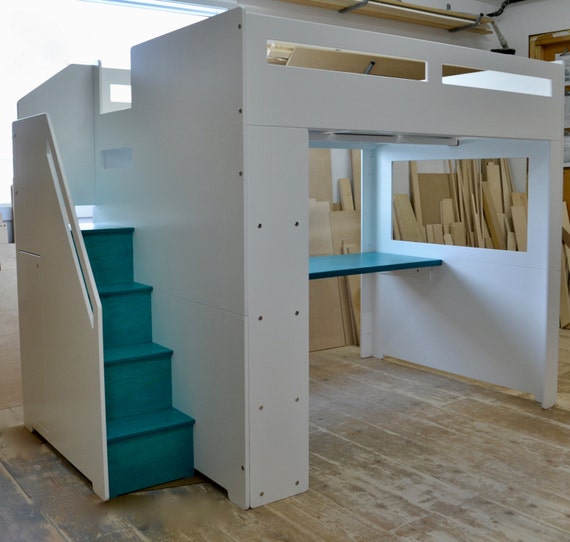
{"left": 102, "top": 147, "right": 133, "bottom": 169}
{"left": 268, "top": 41, "right": 426, "bottom": 81}
{"left": 442, "top": 64, "right": 552, "bottom": 96}
{"left": 110, "top": 84, "right": 132, "bottom": 104}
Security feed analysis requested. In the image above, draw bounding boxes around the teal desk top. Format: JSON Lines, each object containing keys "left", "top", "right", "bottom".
{"left": 309, "top": 252, "right": 443, "bottom": 280}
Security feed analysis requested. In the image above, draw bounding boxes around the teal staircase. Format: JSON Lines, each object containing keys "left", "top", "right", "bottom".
{"left": 81, "top": 226, "right": 195, "bottom": 498}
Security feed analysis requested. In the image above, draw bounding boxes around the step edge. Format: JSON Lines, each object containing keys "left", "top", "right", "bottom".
{"left": 98, "top": 282, "right": 153, "bottom": 296}
{"left": 104, "top": 343, "right": 173, "bottom": 364}
{"left": 107, "top": 410, "right": 196, "bottom": 443}
{"left": 81, "top": 226, "right": 135, "bottom": 235}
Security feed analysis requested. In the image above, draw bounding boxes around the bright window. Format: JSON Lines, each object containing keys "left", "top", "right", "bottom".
{"left": 1, "top": 0, "right": 231, "bottom": 203}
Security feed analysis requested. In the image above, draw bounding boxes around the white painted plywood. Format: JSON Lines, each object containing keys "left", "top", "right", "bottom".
{"left": 369, "top": 138, "right": 560, "bottom": 406}
{"left": 12, "top": 114, "right": 108, "bottom": 498}
{"left": 94, "top": 9, "right": 249, "bottom": 506}
{"left": 245, "top": 125, "right": 309, "bottom": 507}
{"left": 17, "top": 65, "right": 97, "bottom": 205}
{"left": 244, "top": 12, "right": 563, "bottom": 141}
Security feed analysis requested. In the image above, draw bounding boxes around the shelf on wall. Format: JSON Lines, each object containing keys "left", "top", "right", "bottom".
{"left": 309, "top": 251, "right": 442, "bottom": 279}
{"left": 277, "top": 0, "right": 493, "bottom": 34}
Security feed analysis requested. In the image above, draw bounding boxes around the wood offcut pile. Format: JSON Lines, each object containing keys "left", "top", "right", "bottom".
{"left": 309, "top": 149, "right": 361, "bottom": 351}
{"left": 394, "top": 159, "right": 528, "bottom": 251}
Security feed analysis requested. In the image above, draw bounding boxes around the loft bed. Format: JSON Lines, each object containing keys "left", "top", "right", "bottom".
{"left": 15, "top": 8, "right": 563, "bottom": 509}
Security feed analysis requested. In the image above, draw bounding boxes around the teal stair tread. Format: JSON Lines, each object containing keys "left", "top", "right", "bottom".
{"left": 98, "top": 281, "right": 153, "bottom": 296}
{"left": 104, "top": 342, "right": 173, "bottom": 364}
{"left": 81, "top": 225, "right": 135, "bottom": 234}
{"left": 107, "top": 408, "right": 195, "bottom": 443}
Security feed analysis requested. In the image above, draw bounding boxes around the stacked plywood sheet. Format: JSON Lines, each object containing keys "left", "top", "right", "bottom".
{"left": 309, "top": 149, "right": 361, "bottom": 351}
{"left": 394, "top": 159, "right": 528, "bottom": 252}
{"left": 561, "top": 204, "right": 570, "bottom": 329}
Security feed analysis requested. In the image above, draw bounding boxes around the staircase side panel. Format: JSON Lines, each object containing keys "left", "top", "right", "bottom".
{"left": 94, "top": 9, "right": 248, "bottom": 507}
{"left": 12, "top": 114, "right": 108, "bottom": 499}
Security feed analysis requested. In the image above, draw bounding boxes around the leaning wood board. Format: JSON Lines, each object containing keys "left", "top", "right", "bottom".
{"left": 330, "top": 210, "right": 361, "bottom": 346}
{"left": 309, "top": 199, "right": 345, "bottom": 351}
{"left": 309, "top": 149, "right": 333, "bottom": 203}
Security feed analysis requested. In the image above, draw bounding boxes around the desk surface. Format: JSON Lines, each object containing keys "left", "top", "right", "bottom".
{"left": 309, "top": 252, "right": 443, "bottom": 279}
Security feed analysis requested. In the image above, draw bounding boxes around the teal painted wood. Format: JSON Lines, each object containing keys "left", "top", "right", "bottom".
{"left": 104, "top": 342, "right": 173, "bottom": 364}
{"left": 107, "top": 408, "right": 196, "bottom": 497}
{"left": 82, "top": 225, "right": 195, "bottom": 497}
{"left": 309, "top": 251, "right": 443, "bottom": 279}
{"left": 104, "top": 344, "right": 173, "bottom": 420}
{"left": 107, "top": 407, "right": 195, "bottom": 441}
{"left": 107, "top": 420, "right": 195, "bottom": 498}
{"left": 82, "top": 227, "right": 134, "bottom": 286}
{"left": 99, "top": 283, "right": 153, "bottom": 347}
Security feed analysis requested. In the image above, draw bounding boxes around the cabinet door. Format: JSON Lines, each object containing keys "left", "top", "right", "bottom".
{"left": 17, "top": 251, "right": 49, "bottom": 432}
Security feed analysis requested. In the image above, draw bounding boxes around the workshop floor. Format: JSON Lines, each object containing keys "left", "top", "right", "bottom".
{"left": 2, "top": 332, "right": 570, "bottom": 541}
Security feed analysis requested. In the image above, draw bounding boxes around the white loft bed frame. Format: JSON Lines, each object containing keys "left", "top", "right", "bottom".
{"left": 15, "top": 8, "right": 563, "bottom": 508}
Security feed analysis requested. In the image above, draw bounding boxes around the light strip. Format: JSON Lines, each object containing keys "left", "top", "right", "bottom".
{"left": 310, "top": 131, "right": 459, "bottom": 146}
{"left": 278, "top": 0, "right": 491, "bottom": 33}
{"left": 366, "top": 0, "right": 484, "bottom": 25}
{"left": 79, "top": 0, "right": 235, "bottom": 17}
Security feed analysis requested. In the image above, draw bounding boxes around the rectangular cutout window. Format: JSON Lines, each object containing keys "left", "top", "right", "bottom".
{"left": 442, "top": 64, "right": 552, "bottom": 96}
{"left": 102, "top": 147, "right": 133, "bottom": 169}
{"left": 392, "top": 158, "right": 529, "bottom": 251}
{"left": 110, "top": 83, "right": 132, "bottom": 104}
{"left": 268, "top": 41, "right": 426, "bottom": 81}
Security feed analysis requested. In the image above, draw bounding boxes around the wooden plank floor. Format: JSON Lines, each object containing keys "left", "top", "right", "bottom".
{"left": 2, "top": 332, "right": 570, "bottom": 540}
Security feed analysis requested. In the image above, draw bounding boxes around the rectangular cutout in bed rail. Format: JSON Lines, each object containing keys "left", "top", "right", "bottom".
{"left": 268, "top": 41, "right": 426, "bottom": 81}
{"left": 442, "top": 64, "right": 552, "bottom": 96}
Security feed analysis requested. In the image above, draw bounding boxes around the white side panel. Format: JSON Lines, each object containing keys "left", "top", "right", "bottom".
{"left": 369, "top": 139, "right": 560, "bottom": 406}
{"left": 17, "top": 65, "right": 96, "bottom": 205}
{"left": 94, "top": 10, "right": 249, "bottom": 506}
{"left": 96, "top": 9, "right": 245, "bottom": 314}
{"left": 152, "top": 295, "right": 247, "bottom": 508}
{"left": 245, "top": 126, "right": 309, "bottom": 507}
{"left": 12, "top": 115, "right": 107, "bottom": 498}
{"left": 243, "top": 12, "right": 563, "bottom": 141}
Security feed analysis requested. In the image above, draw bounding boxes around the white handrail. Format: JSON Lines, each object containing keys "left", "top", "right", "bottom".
{"left": 44, "top": 133, "right": 101, "bottom": 327}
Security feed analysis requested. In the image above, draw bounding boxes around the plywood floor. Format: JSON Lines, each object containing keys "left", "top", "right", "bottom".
{"left": 2, "top": 332, "right": 570, "bottom": 541}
